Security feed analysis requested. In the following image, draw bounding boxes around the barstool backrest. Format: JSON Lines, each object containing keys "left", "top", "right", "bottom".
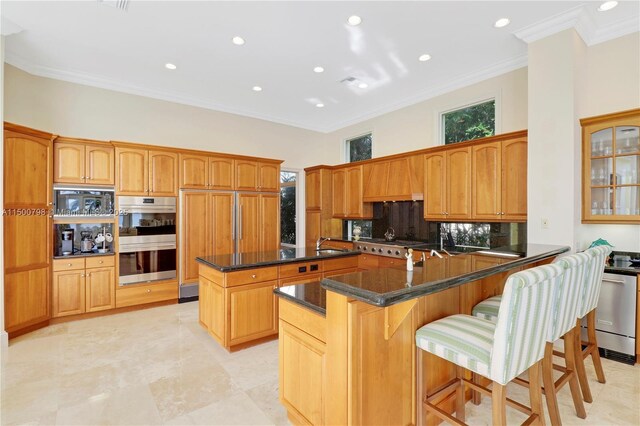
{"left": 578, "top": 246, "right": 612, "bottom": 319}
{"left": 551, "top": 252, "right": 590, "bottom": 342}
{"left": 490, "top": 263, "right": 564, "bottom": 385}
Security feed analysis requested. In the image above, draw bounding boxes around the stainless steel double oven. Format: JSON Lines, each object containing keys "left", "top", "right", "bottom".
{"left": 118, "top": 196, "right": 177, "bottom": 286}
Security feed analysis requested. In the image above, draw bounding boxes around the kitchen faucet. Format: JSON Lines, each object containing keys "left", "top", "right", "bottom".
{"left": 316, "top": 237, "right": 331, "bottom": 250}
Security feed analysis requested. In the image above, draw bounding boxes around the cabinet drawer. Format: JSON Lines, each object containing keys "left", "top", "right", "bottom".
{"left": 324, "top": 240, "right": 353, "bottom": 250}
{"left": 358, "top": 254, "right": 380, "bottom": 270}
{"left": 279, "top": 273, "right": 322, "bottom": 287}
{"left": 323, "top": 267, "right": 357, "bottom": 278}
{"left": 378, "top": 257, "right": 404, "bottom": 269}
{"left": 53, "top": 258, "right": 86, "bottom": 271}
{"left": 85, "top": 256, "right": 115, "bottom": 269}
{"left": 323, "top": 256, "right": 358, "bottom": 272}
{"left": 226, "top": 266, "right": 279, "bottom": 287}
{"left": 115, "top": 282, "right": 178, "bottom": 308}
{"left": 279, "top": 261, "right": 323, "bottom": 279}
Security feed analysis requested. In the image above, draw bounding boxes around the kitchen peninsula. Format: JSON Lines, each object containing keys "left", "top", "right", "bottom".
{"left": 275, "top": 244, "right": 569, "bottom": 426}
{"left": 196, "top": 248, "right": 359, "bottom": 351}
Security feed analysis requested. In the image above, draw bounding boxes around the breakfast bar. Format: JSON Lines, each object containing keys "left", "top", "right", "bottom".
{"left": 275, "top": 244, "right": 569, "bottom": 425}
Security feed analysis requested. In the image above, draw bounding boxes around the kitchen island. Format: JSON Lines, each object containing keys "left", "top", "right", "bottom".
{"left": 274, "top": 244, "right": 569, "bottom": 426}
{"left": 196, "top": 247, "right": 359, "bottom": 351}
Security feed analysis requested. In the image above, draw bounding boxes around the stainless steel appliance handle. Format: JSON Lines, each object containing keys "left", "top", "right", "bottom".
{"left": 239, "top": 204, "right": 243, "bottom": 240}
{"left": 602, "top": 278, "right": 627, "bottom": 285}
{"left": 119, "top": 243, "right": 177, "bottom": 253}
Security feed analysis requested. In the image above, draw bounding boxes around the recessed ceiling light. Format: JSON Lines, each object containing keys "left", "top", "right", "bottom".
{"left": 316, "top": 103, "right": 325, "bottom": 108}
{"left": 252, "top": 86, "right": 262, "bottom": 92}
{"left": 358, "top": 82, "right": 368, "bottom": 89}
{"left": 494, "top": 18, "right": 511, "bottom": 28}
{"left": 418, "top": 54, "right": 432, "bottom": 62}
{"left": 597, "top": 1, "right": 618, "bottom": 11}
{"left": 347, "top": 15, "right": 362, "bottom": 26}
{"left": 232, "top": 36, "right": 245, "bottom": 45}
{"left": 313, "top": 66, "right": 325, "bottom": 73}
{"left": 164, "top": 63, "right": 177, "bottom": 70}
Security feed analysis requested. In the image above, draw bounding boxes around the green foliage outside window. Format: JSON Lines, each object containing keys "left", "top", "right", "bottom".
{"left": 280, "top": 172, "right": 296, "bottom": 245}
{"left": 348, "top": 134, "right": 372, "bottom": 162}
{"left": 443, "top": 100, "right": 495, "bottom": 144}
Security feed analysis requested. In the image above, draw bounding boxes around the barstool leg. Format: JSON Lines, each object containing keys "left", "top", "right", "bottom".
{"left": 573, "top": 321, "right": 593, "bottom": 403}
{"left": 529, "top": 361, "right": 546, "bottom": 426}
{"left": 472, "top": 373, "right": 482, "bottom": 405}
{"left": 456, "top": 366, "right": 466, "bottom": 422}
{"left": 416, "top": 347, "right": 425, "bottom": 426}
{"left": 563, "top": 328, "right": 587, "bottom": 419}
{"left": 542, "top": 342, "right": 560, "bottom": 426}
{"left": 492, "top": 382, "right": 507, "bottom": 426}
{"left": 587, "top": 310, "right": 606, "bottom": 384}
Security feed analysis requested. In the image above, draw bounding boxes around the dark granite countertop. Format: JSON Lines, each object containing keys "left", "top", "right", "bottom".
{"left": 605, "top": 251, "right": 640, "bottom": 276}
{"left": 53, "top": 251, "right": 115, "bottom": 259}
{"left": 321, "top": 244, "right": 570, "bottom": 307}
{"left": 196, "top": 247, "right": 360, "bottom": 272}
{"left": 274, "top": 282, "right": 326, "bottom": 316}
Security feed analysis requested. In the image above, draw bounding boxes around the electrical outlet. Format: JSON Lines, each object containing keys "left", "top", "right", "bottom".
{"left": 541, "top": 218, "right": 550, "bottom": 229}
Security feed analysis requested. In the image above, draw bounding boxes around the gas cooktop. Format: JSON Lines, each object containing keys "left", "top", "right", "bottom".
{"left": 352, "top": 239, "right": 427, "bottom": 258}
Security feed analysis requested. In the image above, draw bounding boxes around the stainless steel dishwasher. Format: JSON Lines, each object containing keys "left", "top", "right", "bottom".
{"left": 581, "top": 272, "right": 637, "bottom": 363}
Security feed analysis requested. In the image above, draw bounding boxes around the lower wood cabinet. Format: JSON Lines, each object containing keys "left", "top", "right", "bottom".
{"left": 52, "top": 270, "right": 85, "bottom": 317}
{"left": 115, "top": 281, "right": 178, "bottom": 308}
{"left": 227, "top": 280, "right": 278, "bottom": 346}
{"left": 86, "top": 267, "right": 116, "bottom": 312}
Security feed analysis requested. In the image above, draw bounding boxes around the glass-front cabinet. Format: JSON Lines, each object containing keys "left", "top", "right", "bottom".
{"left": 582, "top": 109, "right": 640, "bottom": 223}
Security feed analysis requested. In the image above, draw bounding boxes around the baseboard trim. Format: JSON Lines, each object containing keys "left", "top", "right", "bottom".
{"left": 1, "top": 330, "right": 8, "bottom": 351}
{"left": 179, "top": 296, "right": 199, "bottom": 304}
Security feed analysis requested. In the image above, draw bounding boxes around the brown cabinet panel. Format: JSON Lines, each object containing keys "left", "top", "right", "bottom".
{"left": 446, "top": 147, "right": 471, "bottom": 219}
{"left": 363, "top": 162, "right": 390, "bottom": 200}
{"left": 332, "top": 169, "right": 347, "bottom": 217}
{"left": 260, "top": 193, "right": 280, "bottom": 252}
{"left": 346, "top": 166, "right": 367, "bottom": 218}
{"left": 424, "top": 152, "right": 446, "bottom": 220}
{"left": 501, "top": 138, "right": 528, "bottom": 221}
{"left": 279, "top": 273, "right": 322, "bottom": 287}
{"left": 226, "top": 266, "right": 279, "bottom": 287}
{"left": 259, "top": 162, "right": 280, "bottom": 192}
{"left": 236, "top": 160, "right": 259, "bottom": 191}
{"left": 4, "top": 267, "right": 50, "bottom": 331}
{"left": 116, "top": 147, "right": 148, "bottom": 195}
{"left": 54, "top": 142, "right": 85, "bottom": 184}
{"left": 4, "top": 215, "right": 50, "bottom": 271}
{"left": 85, "top": 256, "right": 114, "bottom": 269}
{"left": 210, "top": 157, "right": 235, "bottom": 190}
{"left": 115, "top": 281, "right": 178, "bottom": 308}
{"left": 211, "top": 193, "right": 235, "bottom": 255}
{"left": 85, "top": 144, "right": 115, "bottom": 185}
{"left": 85, "top": 267, "right": 115, "bottom": 312}
{"left": 182, "top": 192, "right": 210, "bottom": 283}
{"left": 179, "top": 154, "right": 208, "bottom": 189}
{"left": 238, "top": 193, "right": 260, "bottom": 254}
{"left": 228, "top": 280, "right": 278, "bottom": 345}
{"left": 4, "top": 131, "right": 52, "bottom": 207}
{"left": 472, "top": 142, "right": 501, "bottom": 220}
{"left": 305, "top": 211, "right": 321, "bottom": 248}
{"left": 358, "top": 254, "right": 380, "bottom": 270}
{"left": 306, "top": 170, "right": 321, "bottom": 210}
{"left": 148, "top": 150, "right": 178, "bottom": 196}
{"left": 52, "top": 270, "right": 85, "bottom": 317}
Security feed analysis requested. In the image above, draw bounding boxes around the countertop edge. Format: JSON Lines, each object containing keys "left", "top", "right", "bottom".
{"left": 274, "top": 286, "right": 327, "bottom": 316}
{"left": 321, "top": 246, "right": 571, "bottom": 307}
{"left": 196, "top": 250, "right": 360, "bottom": 272}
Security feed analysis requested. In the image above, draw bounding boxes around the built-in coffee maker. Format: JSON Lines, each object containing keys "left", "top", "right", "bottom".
{"left": 61, "top": 229, "right": 74, "bottom": 255}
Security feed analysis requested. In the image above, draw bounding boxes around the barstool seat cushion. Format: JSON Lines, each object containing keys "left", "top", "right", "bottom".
{"left": 416, "top": 314, "right": 496, "bottom": 377}
{"left": 471, "top": 295, "right": 501, "bottom": 322}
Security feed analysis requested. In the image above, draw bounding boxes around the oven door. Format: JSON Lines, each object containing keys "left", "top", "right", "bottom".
{"left": 118, "top": 239, "right": 177, "bottom": 286}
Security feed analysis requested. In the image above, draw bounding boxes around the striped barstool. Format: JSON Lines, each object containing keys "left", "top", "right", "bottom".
{"left": 573, "top": 245, "right": 612, "bottom": 403}
{"left": 415, "top": 264, "right": 564, "bottom": 425}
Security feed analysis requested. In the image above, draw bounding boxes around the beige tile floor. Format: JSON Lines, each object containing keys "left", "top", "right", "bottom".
{"left": 1, "top": 301, "right": 639, "bottom": 425}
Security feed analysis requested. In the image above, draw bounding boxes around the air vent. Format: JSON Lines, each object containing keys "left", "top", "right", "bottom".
{"left": 340, "top": 76, "right": 358, "bottom": 84}
{"left": 98, "top": 0, "right": 129, "bottom": 11}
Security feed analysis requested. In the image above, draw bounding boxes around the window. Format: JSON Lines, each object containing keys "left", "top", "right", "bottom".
{"left": 280, "top": 171, "right": 297, "bottom": 246}
{"left": 346, "top": 133, "right": 372, "bottom": 162}
{"left": 442, "top": 99, "right": 495, "bottom": 145}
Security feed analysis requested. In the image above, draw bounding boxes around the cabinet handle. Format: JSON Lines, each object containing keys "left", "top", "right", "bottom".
{"left": 251, "top": 274, "right": 257, "bottom": 279}
{"left": 68, "top": 263, "right": 72, "bottom": 267}
{"left": 239, "top": 205, "right": 243, "bottom": 240}
{"left": 99, "top": 260, "right": 103, "bottom": 264}
{"left": 146, "top": 289, "right": 151, "bottom": 293}
{"left": 496, "top": 212, "right": 501, "bottom": 215}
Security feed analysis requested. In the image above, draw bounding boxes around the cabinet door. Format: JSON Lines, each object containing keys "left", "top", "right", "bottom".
{"left": 52, "top": 270, "right": 85, "bottom": 317}
{"left": 236, "top": 160, "right": 259, "bottom": 191}
{"left": 199, "top": 276, "right": 212, "bottom": 329}
{"left": 149, "top": 150, "right": 178, "bottom": 196}
{"left": 472, "top": 142, "right": 501, "bottom": 220}
{"left": 54, "top": 142, "right": 85, "bottom": 184}
{"left": 227, "top": 280, "right": 278, "bottom": 346}
{"left": 4, "top": 215, "right": 51, "bottom": 271}
{"left": 86, "top": 144, "right": 115, "bottom": 185}
{"left": 424, "top": 152, "right": 446, "bottom": 220}
{"left": 346, "top": 166, "right": 366, "bottom": 217}
{"left": 279, "top": 322, "right": 326, "bottom": 425}
{"left": 306, "top": 170, "right": 321, "bottom": 210}
{"left": 209, "top": 157, "right": 235, "bottom": 190}
{"left": 211, "top": 192, "right": 235, "bottom": 255}
{"left": 260, "top": 193, "right": 280, "bottom": 252}
{"left": 4, "top": 130, "right": 52, "bottom": 207}
{"left": 182, "top": 192, "right": 211, "bottom": 283}
{"left": 200, "top": 276, "right": 226, "bottom": 345}
{"left": 305, "top": 211, "right": 321, "bottom": 248}
{"left": 447, "top": 147, "right": 472, "bottom": 219}
{"left": 501, "top": 138, "right": 528, "bottom": 221}
{"left": 85, "top": 267, "right": 115, "bottom": 312}
{"left": 116, "top": 147, "right": 148, "bottom": 195}
{"left": 363, "top": 162, "right": 390, "bottom": 201}
{"left": 259, "top": 162, "right": 280, "bottom": 192}
{"left": 332, "top": 169, "right": 347, "bottom": 217}
{"left": 5, "top": 268, "right": 50, "bottom": 331}
{"left": 238, "top": 193, "right": 260, "bottom": 254}
{"left": 179, "top": 154, "right": 208, "bottom": 189}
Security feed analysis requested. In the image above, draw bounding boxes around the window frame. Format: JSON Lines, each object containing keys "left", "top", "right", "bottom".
{"left": 345, "top": 131, "right": 373, "bottom": 163}
{"left": 438, "top": 95, "right": 501, "bottom": 146}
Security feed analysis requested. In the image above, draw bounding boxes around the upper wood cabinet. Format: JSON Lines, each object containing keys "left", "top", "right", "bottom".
{"left": 306, "top": 170, "right": 322, "bottom": 210}
{"left": 363, "top": 155, "right": 424, "bottom": 202}
{"left": 236, "top": 160, "right": 280, "bottom": 192}
{"left": 54, "top": 139, "right": 114, "bottom": 185}
{"left": 424, "top": 147, "right": 471, "bottom": 220}
{"left": 179, "top": 154, "right": 235, "bottom": 190}
{"left": 115, "top": 147, "right": 177, "bottom": 196}
{"left": 581, "top": 108, "right": 640, "bottom": 224}
{"left": 471, "top": 138, "right": 527, "bottom": 221}
{"left": 306, "top": 167, "right": 342, "bottom": 245}
{"left": 332, "top": 166, "right": 372, "bottom": 219}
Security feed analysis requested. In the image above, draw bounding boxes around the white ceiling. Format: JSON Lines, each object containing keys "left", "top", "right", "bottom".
{"left": 2, "top": 1, "right": 638, "bottom": 132}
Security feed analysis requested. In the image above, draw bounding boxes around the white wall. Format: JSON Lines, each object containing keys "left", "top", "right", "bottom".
{"left": 1, "top": 37, "right": 7, "bottom": 350}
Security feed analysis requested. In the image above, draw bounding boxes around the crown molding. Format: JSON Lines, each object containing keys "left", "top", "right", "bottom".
{"left": 4, "top": 51, "right": 327, "bottom": 133}
{"left": 588, "top": 15, "right": 640, "bottom": 46}
{"left": 513, "top": 5, "right": 584, "bottom": 44}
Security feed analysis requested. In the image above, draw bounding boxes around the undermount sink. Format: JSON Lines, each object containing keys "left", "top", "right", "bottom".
{"left": 316, "top": 248, "right": 346, "bottom": 254}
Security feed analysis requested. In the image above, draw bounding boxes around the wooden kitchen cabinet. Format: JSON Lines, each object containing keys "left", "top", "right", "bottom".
{"left": 53, "top": 141, "right": 84, "bottom": 184}
{"left": 210, "top": 157, "right": 235, "bottom": 190}
{"left": 238, "top": 193, "right": 279, "bottom": 254}
{"left": 581, "top": 108, "right": 640, "bottom": 223}
{"left": 236, "top": 160, "right": 280, "bottom": 192}
{"left": 306, "top": 167, "right": 342, "bottom": 246}
{"left": 332, "top": 168, "right": 347, "bottom": 217}
{"left": 115, "top": 146, "right": 177, "bottom": 196}
{"left": 306, "top": 169, "right": 322, "bottom": 210}
{"left": 259, "top": 193, "right": 280, "bottom": 252}
{"left": 179, "top": 154, "right": 235, "bottom": 190}
{"left": 332, "top": 166, "right": 372, "bottom": 219}
{"left": 85, "top": 267, "right": 115, "bottom": 312}
{"left": 472, "top": 137, "right": 527, "bottom": 221}
{"left": 259, "top": 162, "right": 280, "bottom": 192}
{"left": 85, "top": 144, "right": 115, "bottom": 185}
{"left": 52, "top": 270, "right": 85, "bottom": 317}
{"left": 228, "top": 280, "right": 279, "bottom": 346}
{"left": 363, "top": 155, "right": 424, "bottom": 202}
{"left": 54, "top": 138, "right": 115, "bottom": 185}
{"left": 424, "top": 147, "right": 471, "bottom": 220}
